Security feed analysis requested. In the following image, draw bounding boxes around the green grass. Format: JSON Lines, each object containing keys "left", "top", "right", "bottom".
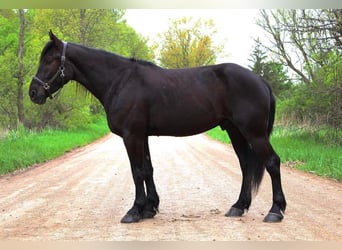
{"left": 271, "top": 127, "right": 342, "bottom": 180}
{"left": 207, "top": 126, "right": 342, "bottom": 181}
{"left": 0, "top": 117, "right": 109, "bottom": 175}
{"left": 206, "top": 127, "right": 231, "bottom": 144}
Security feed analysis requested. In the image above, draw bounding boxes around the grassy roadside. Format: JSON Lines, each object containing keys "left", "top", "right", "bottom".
{"left": 207, "top": 126, "right": 342, "bottom": 181}
{"left": 0, "top": 117, "right": 109, "bottom": 175}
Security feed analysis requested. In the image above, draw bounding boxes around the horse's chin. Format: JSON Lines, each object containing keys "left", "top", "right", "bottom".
{"left": 32, "top": 95, "right": 47, "bottom": 105}
{"left": 38, "top": 98, "right": 47, "bottom": 105}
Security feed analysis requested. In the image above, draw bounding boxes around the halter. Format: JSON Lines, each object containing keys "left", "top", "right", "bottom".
{"left": 33, "top": 41, "right": 68, "bottom": 99}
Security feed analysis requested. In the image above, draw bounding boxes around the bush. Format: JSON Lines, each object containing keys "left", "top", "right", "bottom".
{"left": 277, "top": 53, "right": 342, "bottom": 144}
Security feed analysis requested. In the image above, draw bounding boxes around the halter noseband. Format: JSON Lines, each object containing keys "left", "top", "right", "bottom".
{"left": 33, "top": 41, "right": 68, "bottom": 99}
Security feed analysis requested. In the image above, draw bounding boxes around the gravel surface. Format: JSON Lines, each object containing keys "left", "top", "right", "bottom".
{"left": 1, "top": 134, "right": 341, "bottom": 240}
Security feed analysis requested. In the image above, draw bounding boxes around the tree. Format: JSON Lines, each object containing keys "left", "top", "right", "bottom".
{"left": 255, "top": 9, "right": 342, "bottom": 140}
{"left": 248, "top": 38, "right": 267, "bottom": 76}
{"left": 256, "top": 9, "right": 342, "bottom": 85}
{"left": 16, "top": 9, "right": 25, "bottom": 126}
{"left": 248, "top": 39, "right": 291, "bottom": 98}
{"left": 0, "top": 10, "right": 22, "bottom": 129}
{"left": 155, "top": 17, "right": 223, "bottom": 68}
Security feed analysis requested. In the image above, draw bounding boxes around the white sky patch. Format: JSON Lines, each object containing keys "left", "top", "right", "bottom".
{"left": 124, "top": 9, "right": 264, "bottom": 67}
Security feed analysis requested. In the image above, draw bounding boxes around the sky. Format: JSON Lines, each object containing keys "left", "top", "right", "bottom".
{"left": 124, "top": 9, "right": 264, "bottom": 67}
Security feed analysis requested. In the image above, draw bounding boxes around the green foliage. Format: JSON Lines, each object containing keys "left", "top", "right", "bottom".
{"left": 31, "top": 9, "right": 153, "bottom": 60}
{"left": 0, "top": 13, "right": 20, "bottom": 129}
{"left": 278, "top": 52, "right": 342, "bottom": 142}
{"left": 0, "top": 117, "right": 109, "bottom": 175}
{"left": 207, "top": 126, "right": 342, "bottom": 181}
{"left": 0, "top": 51, "right": 18, "bottom": 128}
{"left": 0, "top": 14, "right": 18, "bottom": 55}
{"left": 249, "top": 39, "right": 292, "bottom": 99}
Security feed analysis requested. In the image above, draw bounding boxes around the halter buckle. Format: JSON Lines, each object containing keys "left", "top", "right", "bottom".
{"left": 60, "top": 66, "right": 65, "bottom": 78}
{"left": 42, "top": 82, "right": 50, "bottom": 90}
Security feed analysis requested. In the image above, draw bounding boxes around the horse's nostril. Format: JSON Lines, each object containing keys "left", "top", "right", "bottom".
{"left": 30, "top": 89, "right": 37, "bottom": 99}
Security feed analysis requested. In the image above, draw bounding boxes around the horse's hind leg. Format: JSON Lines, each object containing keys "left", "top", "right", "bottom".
{"left": 222, "top": 122, "right": 263, "bottom": 217}
{"left": 142, "top": 137, "right": 159, "bottom": 219}
{"left": 249, "top": 136, "right": 287, "bottom": 222}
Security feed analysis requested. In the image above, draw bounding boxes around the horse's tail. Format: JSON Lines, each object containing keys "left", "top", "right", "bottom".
{"left": 248, "top": 78, "right": 276, "bottom": 194}
{"left": 266, "top": 82, "right": 276, "bottom": 137}
{"left": 247, "top": 146, "right": 264, "bottom": 194}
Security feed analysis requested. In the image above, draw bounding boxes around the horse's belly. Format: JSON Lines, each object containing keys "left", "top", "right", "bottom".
{"left": 148, "top": 111, "right": 220, "bottom": 137}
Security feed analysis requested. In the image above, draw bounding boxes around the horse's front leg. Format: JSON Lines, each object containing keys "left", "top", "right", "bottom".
{"left": 142, "top": 137, "right": 159, "bottom": 219}
{"left": 121, "top": 134, "right": 147, "bottom": 223}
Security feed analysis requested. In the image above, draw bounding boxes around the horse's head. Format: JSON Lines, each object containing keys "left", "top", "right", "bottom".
{"left": 29, "top": 30, "right": 70, "bottom": 104}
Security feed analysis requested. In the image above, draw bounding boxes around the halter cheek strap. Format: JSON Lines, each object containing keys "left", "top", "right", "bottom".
{"left": 33, "top": 41, "right": 68, "bottom": 99}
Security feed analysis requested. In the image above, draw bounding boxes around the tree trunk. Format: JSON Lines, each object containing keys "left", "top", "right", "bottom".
{"left": 17, "top": 9, "right": 25, "bottom": 126}
{"left": 79, "top": 9, "right": 86, "bottom": 45}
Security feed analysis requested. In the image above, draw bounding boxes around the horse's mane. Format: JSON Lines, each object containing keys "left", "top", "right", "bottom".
{"left": 130, "top": 57, "right": 160, "bottom": 68}
{"left": 41, "top": 40, "right": 160, "bottom": 69}
{"left": 40, "top": 41, "right": 54, "bottom": 61}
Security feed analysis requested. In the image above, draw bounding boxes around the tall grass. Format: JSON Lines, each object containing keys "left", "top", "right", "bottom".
{"left": 0, "top": 117, "right": 109, "bottom": 175}
{"left": 207, "top": 126, "right": 342, "bottom": 181}
{"left": 271, "top": 127, "right": 342, "bottom": 180}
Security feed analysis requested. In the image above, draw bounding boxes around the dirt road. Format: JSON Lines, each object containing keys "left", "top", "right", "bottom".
{"left": 0, "top": 134, "right": 341, "bottom": 240}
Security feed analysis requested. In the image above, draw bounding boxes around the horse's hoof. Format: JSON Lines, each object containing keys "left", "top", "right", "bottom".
{"left": 263, "top": 212, "right": 283, "bottom": 223}
{"left": 225, "top": 207, "right": 244, "bottom": 217}
{"left": 120, "top": 213, "right": 141, "bottom": 223}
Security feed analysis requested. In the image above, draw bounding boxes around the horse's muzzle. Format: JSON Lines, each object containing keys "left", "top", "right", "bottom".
{"left": 29, "top": 88, "right": 47, "bottom": 105}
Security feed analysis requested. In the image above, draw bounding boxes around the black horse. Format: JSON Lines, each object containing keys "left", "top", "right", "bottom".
{"left": 29, "top": 31, "right": 286, "bottom": 223}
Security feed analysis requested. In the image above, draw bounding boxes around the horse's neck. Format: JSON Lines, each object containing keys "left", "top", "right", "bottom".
{"left": 68, "top": 44, "right": 131, "bottom": 104}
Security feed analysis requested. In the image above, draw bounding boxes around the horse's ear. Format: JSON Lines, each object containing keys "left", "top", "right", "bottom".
{"left": 49, "top": 30, "right": 63, "bottom": 49}
{"left": 49, "top": 30, "right": 53, "bottom": 40}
